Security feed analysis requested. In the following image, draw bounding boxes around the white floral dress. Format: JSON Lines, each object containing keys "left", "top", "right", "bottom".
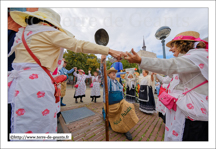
{"left": 73, "top": 72, "right": 91, "bottom": 98}
{"left": 90, "top": 75, "right": 101, "bottom": 98}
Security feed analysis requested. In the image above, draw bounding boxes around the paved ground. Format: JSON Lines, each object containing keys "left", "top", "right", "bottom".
{"left": 58, "top": 84, "right": 165, "bottom": 141}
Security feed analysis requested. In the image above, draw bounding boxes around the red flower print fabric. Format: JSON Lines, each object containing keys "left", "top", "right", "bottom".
{"left": 16, "top": 108, "right": 25, "bottom": 116}
{"left": 27, "top": 31, "right": 33, "bottom": 36}
{"left": 58, "top": 60, "right": 62, "bottom": 65}
{"left": 199, "top": 63, "right": 204, "bottom": 69}
{"left": 172, "top": 130, "right": 178, "bottom": 136}
{"left": 165, "top": 126, "right": 169, "bottom": 131}
{"left": 42, "top": 109, "right": 50, "bottom": 116}
{"left": 15, "top": 90, "right": 19, "bottom": 97}
{"left": 201, "top": 108, "right": 206, "bottom": 114}
{"left": 29, "top": 74, "right": 39, "bottom": 80}
{"left": 37, "top": 91, "right": 45, "bottom": 98}
{"left": 8, "top": 81, "right": 12, "bottom": 87}
{"left": 24, "top": 67, "right": 31, "bottom": 70}
{"left": 186, "top": 103, "right": 194, "bottom": 109}
{"left": 187, "top": 116, "right": 194, "bottom": 121}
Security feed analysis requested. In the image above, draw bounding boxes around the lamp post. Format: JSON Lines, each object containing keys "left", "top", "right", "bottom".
{"left": 155, "top": 26, "right": 171, "bottom": 59}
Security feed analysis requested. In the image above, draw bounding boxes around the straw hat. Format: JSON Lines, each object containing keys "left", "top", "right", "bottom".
{"left": 166, "top": 31, "right": 200, "bottom": 48}
{"left": 10, "top": 8, "right": 74, "bottom": 37}
{"left": 107, "top": 67, "right": 118, "bottom": 74}
{"left": 78, "top": 69, "right": 84, "bottom": 73}
{"left": 63, "top": 59, "right": 68, "bottom": 63}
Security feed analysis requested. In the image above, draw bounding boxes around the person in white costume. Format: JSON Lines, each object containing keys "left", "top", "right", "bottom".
{"left": 155, "top": 74, "right": 172, "bottom": 124}
{"left": 138, "top": 70, "right": 156, "bottom": 114}
{"left": 90, "top": 68, "right": 102, "bottom": 103}
{"left": 125, "top": 68, "right": 138, "bottom": 103}
{"left": 124, "top": 31, "right": 208, "bottom": 141}
{"left": 8, "top": 8, "right": 123, "bottom": 136}
{"left": 73, "top": 68, "right": 91, "bottom": 103}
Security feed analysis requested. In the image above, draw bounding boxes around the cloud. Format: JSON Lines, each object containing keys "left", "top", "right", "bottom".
{"left": 52, "top": 7, "right": 208, "bottom": 59}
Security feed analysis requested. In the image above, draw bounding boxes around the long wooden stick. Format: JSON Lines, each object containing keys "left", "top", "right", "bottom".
{"left": 103, "top": 59, "right": 109, "bottom": 141}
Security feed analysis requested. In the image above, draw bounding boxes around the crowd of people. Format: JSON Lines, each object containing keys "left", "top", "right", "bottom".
{"left": 8, "top": 8, "right": 208, "bottom": 142}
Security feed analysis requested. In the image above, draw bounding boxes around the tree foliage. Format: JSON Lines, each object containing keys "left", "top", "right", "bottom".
{"left": 63, "top": 51, "right": 140, "bottom": 77}
{"left": 63, "top": 51, "right": 100, "bottom": 76}
{"left": 106, "top": 58, "right": 139, "bottom": 71}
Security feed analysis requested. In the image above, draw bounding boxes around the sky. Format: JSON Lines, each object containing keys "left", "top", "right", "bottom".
{"left": 51, "top": 7, "right": 208, "bottom": 59}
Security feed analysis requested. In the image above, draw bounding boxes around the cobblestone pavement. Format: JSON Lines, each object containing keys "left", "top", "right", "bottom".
{"left": 58, "top": 85, "right": 165, "bottom": 141}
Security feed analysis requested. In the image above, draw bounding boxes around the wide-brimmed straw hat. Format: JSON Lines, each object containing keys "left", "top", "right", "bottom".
{"left": 63, "top": 59, "right": 68, "bottom": 63}
{"left": 10, "top": 8, "right": 75, "bottom": 38}
{"left": 166, "top": 31, "right": 200, "bottom": 48}
{"left": 107, "top": 67, "right": 118, "bottom": 74}
{"left": 78, "top": 69, "right": 84, "bottom": 73}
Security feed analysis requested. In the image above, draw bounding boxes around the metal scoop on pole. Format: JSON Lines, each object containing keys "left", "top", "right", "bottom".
{"left": 94, "top": 28, "right": 109, "bottom": 141}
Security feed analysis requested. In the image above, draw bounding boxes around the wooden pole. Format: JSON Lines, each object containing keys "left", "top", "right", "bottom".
{"left": 103, "top": 59, "right": 109, "bottom": 141}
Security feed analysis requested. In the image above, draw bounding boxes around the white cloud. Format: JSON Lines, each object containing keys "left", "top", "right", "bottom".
{"left": 52, "top": 7, "right": 208, "bottom": 59}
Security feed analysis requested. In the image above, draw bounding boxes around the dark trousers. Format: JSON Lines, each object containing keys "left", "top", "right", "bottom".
{"left": 8, "top": 30, "right": 16, "bottom": 141}
{"left": 8, "top": 30, "right": 16, "bottom": 71}
{"left": 183, "top": 119, "right": 208, "bottom": 141}
{"left": 8, "top": 104, "right": 12, "bottom": 141}
{"left": 158, "top": 113, "right": 166, "bottom": 124}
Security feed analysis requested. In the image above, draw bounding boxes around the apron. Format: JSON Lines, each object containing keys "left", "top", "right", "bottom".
{"left": 8, "top": 63, "right": 57, "bottom": 134}
{"left": 90, "top": 76, "right": 101, "bottom": 98}
{"left": 138, "top": 85, "right": 156, "bottom": 114}
{"left": 60, "top": 81, "right": 67, "bottom": 97}
{"left": 74, "top": 74, "right": 87, "bottom": 98}
{"left": 104, "top": 99, "right": 139, "bottom": 133}
{"left": 165, "top": 73, "right": 208, "bottom": 141}
{"left": 8, "top": 25, "right": 59, "bottom": 134}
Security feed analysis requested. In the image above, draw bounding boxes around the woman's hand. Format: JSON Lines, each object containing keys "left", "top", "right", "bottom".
{"left": 108, "top": 49, "right": 124, "bottom": 61}
{"left": 124, "top": 48, "right": 142, "bottom": 64}
{"left": 96, "top": 68, "right": 99, "bottom": 71}
{"left": 74, "top": 67, "right": 77, "bottom": 71}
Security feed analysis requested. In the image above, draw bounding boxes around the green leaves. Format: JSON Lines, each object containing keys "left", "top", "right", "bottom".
{"left": 63, "top": 51, "right": 100, "bottom": 76}
{"left": 63, "top": 51, "right": 140, "bottom": 76}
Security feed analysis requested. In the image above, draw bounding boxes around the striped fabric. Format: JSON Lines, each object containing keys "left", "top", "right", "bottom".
{"left": 100, "top": 65, "right": 125, "bottom": 103}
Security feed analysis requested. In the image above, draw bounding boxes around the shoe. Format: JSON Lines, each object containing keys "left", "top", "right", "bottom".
{"left": 61, "top": 103, "right": 66, "bottom": 106}
{"left": 80, "top": 100, "right": 83, "bottom": 103}
{"left": 60, "top": 98, "right": 66, "bottom": 106}
{"left": 91, "top": 98, "right": 94, "bottom": 102}
{"left": 75, "top": 99, "right": 78, "bottom": 103}
{"left": 125, "top": 131, "right": 132, "bottom": 141}
{"left": 94, "top": 99, "right": 96, "bottom": 103}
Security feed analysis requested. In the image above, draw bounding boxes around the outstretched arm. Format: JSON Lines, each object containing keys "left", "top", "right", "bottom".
{"left": 116, "top": 72, "right": 126, "bottom": 76}
{"left": 124, "top": 49, "right": 200, "bottom": 77}
{"left": 86, "top": 71, "right": 92, "bottom": 78}
{"left": 73, "top": 68, "right": 78, "bottom": 77}
{"left": 48, "top": 30, "right": 123, "bottom": 60}
{"left": 67, "top": 68, "right": 74, "bottom": 74}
